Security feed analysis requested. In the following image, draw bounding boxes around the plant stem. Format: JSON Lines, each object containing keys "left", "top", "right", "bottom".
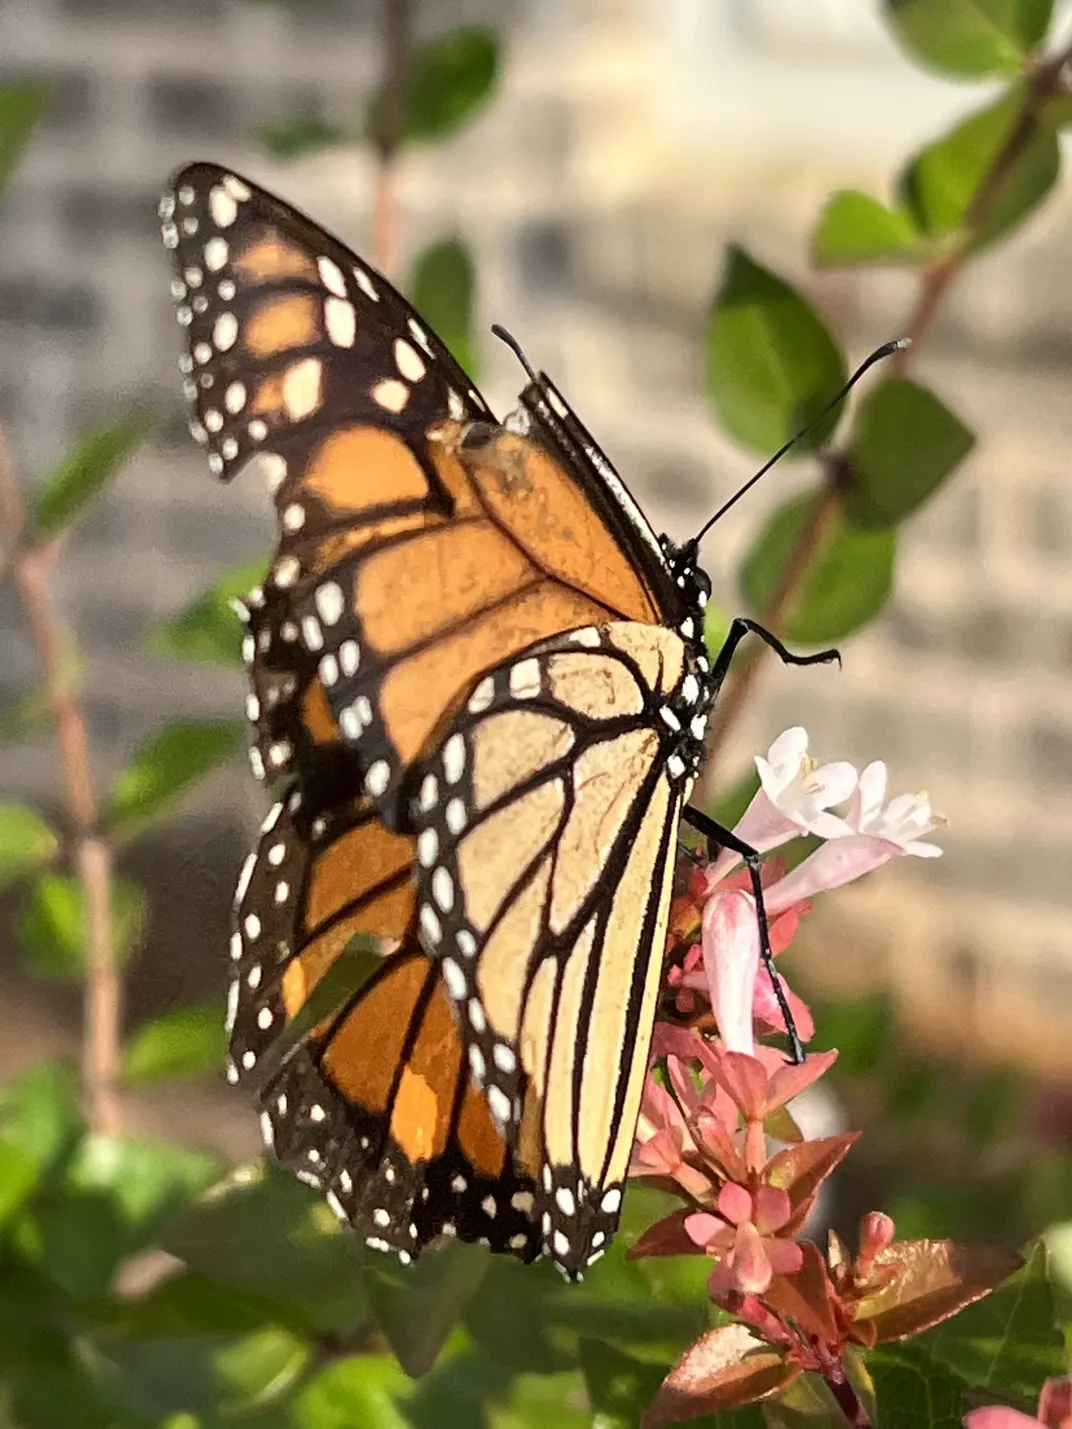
{"left": 0, "top": 428, "right": 121, "bottom": 1135}
{"left": 701, "top": 38, "right": 1072, "bottom": 783}
{"left": 370, "top": 0, "right": 414, "bottom": 275}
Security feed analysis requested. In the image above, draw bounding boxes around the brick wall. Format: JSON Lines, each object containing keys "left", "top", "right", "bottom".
{"left": 1, "top": 0, "right": 1071, "bottom": 1076}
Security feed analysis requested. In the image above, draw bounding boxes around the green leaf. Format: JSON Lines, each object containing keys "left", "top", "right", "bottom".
{"left": 122, "top": 998, "right": 227, "bottom": 1088}
{"left": 0, "top": 1140, "right": 38, "bottom": 1227}
{"left": 0, "top": 1060, "right": 83, "bottom": 1177}
{"left": 31, "top": 1132, "right": 222, "bottom": 1297}
{"left": 921, "top": 1240, "right": 1064, "bottom": 1404}
{"left": 366, "top": 1239, "right": 489, "bottom": 1377}
{"left": 0, "top": 801, "right": 58, "bottom": 888}
{"left": 864, "top": 1341, "right": 967, "bottom": 1429}
{"left": 150, "top": 555, "right": 267, "bottom": 667}
{"left": 106, "top": 718, "right": 242, "bottom": 836}
{"left": 410, "top": 239, "right": 478, "bottom": 378}
{"left": 492, "top": 1370, "right": 592, "bottom": 1429}
{"left": 579, "top": 1339, "right": 668, "bottom": 1429}
{"left": 16, "top": 871, "right": 148, "bottom": 980}
{"left": 811, "top": 994, "right": 895, "bottom": 1077}
{"left": 741, "top": 492, "right": 897, "bottom": 643}
{"left": 812, "top": 189, "right": 924, "bottom": 268}
{"left": 257, "top": 115, "right": 350, "bottom": 160}
{"left": 369, "top": 26, "right": 500, "bottom": 149}
{"left": 0, "top": 83, "right": 49, "bottom": 198}
{"left": 33, "top": 412, "right": 153, "bottom": 538}
{"left": 884, "top": 0, "right": 1054, "bottom": 79}
{"left": 293, "top": 1356, "right": 411, "bottom": 1429}
{"left": 97, "top": 1321, "right": 310, "bottom": 1422}
{"left": 898, "top": 89, "right": 1060, "bottom": 255}
{"left": 407, "top": 1348, "right": 516, "bottom": 1429}
{"left": 846, "top": 378, "right": 975, "bottom": 529}
{"left": 706, "top": 247, "right": 847, "bottom": 455}
{"left": 162, "top": 1160, "right": 371, "bottom": 1337}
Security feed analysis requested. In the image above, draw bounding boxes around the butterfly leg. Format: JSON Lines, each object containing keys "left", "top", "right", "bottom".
{"left": 680, "top": 804, "right": 804, "bottom": 1064}
{"left": 709, "top": 617, "right": 839, "bottom": 691}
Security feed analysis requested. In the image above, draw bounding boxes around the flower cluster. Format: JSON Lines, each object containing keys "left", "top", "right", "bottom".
{"left": 629, "top": 731, "right": 1022, "bottom": 1427}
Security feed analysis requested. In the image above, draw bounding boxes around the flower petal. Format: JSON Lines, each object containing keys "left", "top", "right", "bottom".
{"left": 702, "top": 890, "right": 760, "bottom": 1056}
{"left": 717, "top": 1182, "right": 754, "bottom": 1227}
{"left": 753, "top": 1185, "right": 793, "bottom": 1234}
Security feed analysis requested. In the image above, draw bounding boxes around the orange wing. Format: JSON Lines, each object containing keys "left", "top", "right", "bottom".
{"left": 162, "top": 163, "right": 679, "bottom": 826}
{"left": 228, "top": 786, "right": 541, "bottom": 1262}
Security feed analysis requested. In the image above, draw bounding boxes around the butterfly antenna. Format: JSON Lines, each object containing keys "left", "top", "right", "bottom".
{"left": 693, "top": 337, "right": 909, "bottom": 545}
{"left": 491, "top": 323, "right": 540, "bottom": 385}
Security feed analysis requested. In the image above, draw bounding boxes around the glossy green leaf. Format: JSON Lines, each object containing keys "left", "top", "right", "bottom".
{"left": 812, "top": 189, "right": 924, "bottom": 268}
{"left": 763, "top": 1373, "right": 855, "bottom": 1429}
{"left": 407, "top": 1347, "right": 516, "bottom": 1429}
{"left": 864, "top": 1342, "right": 967, "bottom": 1429}
{"left": 162, "top": 1160, "right": 371, "bottom": 1336}
{"left": 106, "top": 718, "right": 242, "bottom": 836}
{"left": 0, "top": 1060, "right": 83, "bottom": 1177}
{"left": 0, "top": 83, "right": 49, "bottom": 198}
{"left": 16, "top": 871, "right": 147, "bottom": 980}
{"left": 366, "top": 1239, "right": 489, "bottom": 1377}
{"left": 369, "top": 26, "right": 499, "bottom": 149}
{"left": 33, "top": 412, "right": 153, "bottom": 537}
{"left": 122, "top": 998, "right": 227, "bottom": 1088}
{"left": 150, "top": 554, "right": 267, "bottom": 666}
{"left": 741, "top": 492, "right": 897, "bottom": 643}
{"left": 846, "top": 377, "right": 975, "bottom": 528}
{"left": 921, "top": 1240, "right": 1064, "bottom": 1404}
{"left": 0, "top": 1140, "right": 38, "bottom": 1227}
{"left": 32, "top": 1132, "right": 222, "bottom": 1297}
{"left": 706, "top": 246, "right": 846, "bottom": 455}
{"left": 257, "top": 115, "right": 350, "bottom": 160}
{"left": 410, "top": 238, "right": 478, "bottom": 378}
{"left": 579, "top": 1339, "right": 669, "bottom": 1429}
{"left": 0, "top": 801, "right": 58, "bottom": 888}
{"left": 898, "top": 89, "right": 1060, "bottom": 254}
{"left": 293, "top": 1355, "right": 411, "bottom": 1429}
{"left": 884, "top": 0, "right": 1053, "bottom": 78}
{"left": 3, "top": 1349, "right": 116, "bottom": 1429}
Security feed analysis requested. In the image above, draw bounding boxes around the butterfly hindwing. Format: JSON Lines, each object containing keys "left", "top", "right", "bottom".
{"left": 409, "top": 621, "right": 706, "bottom": 1277}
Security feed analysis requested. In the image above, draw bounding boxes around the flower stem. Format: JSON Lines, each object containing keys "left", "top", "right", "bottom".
{"left": 0, "top": 428, "right": 121, "bottom": 1134}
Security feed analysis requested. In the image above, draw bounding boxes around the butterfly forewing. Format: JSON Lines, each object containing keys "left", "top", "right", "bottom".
{"left": 227, "top": 782, "right": 542, "bottom": 1263}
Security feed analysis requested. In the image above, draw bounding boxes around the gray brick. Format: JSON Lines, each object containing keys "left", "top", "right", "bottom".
{"left": 1025, "top": 722, "right": 1072, "bottom": 790}
{"left": 0, "top": 278, "right": 99, "bottom": 333}
{"left": 148, "top": 75, "right": 235, "bottom": 139}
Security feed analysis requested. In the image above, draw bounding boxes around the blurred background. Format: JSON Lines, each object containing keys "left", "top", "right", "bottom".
{"left": 2, "top": 0, "right": 1072, "bottom": 1253}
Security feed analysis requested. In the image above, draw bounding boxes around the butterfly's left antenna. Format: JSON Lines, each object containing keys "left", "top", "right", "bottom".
{"left": 491, "top": 323, "right": 540, "bottom": 385}
{"left": 692, "top": 337, "right": 909, "bottom": 546}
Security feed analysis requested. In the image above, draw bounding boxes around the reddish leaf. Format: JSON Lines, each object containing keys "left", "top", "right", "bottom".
{"left": 764, "top": 1242, "right": 843, "bottom": 1345}
{"left": 764, "top": 1103, "right": 804, "bottom": 1144}
{"left": 710, "top": 1052, "right": 770, "bottom": 1119}
{"left": 628, "top": 1208, "right": 700, "bottom": 1261}
{"left": 853, "top": 1240, "right": 1024, "bottom": 1343}
{"left": 764, "top": 1050, "right": 839, "bottom": 1110}
{"left": 766, "top": 1134, "right": 860, "bottom": 1232}
{"left": 642, "top": 1324, "right": 800, "bottom": 1427}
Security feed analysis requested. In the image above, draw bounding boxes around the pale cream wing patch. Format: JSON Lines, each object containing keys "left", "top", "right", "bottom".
{"left": 410, "top": 620, "right": 690, "bottom": 1277}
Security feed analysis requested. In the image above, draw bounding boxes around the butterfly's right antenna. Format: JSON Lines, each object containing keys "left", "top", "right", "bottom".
{"left": 692, "top": 337, "right": 909, "bottom": 545}
{"left": 491, "top": 323, "right": 539, "bottom": 385}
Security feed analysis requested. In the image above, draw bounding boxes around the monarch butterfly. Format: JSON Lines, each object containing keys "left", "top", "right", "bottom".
{"left": 161, "top": 162, "right": 840, "bottom": 1279}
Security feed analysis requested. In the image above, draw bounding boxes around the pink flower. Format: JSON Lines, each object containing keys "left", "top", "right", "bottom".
{"left": 685, "top": 1183, "right": 803, "bottom": 1296}
{"left": 630, "top": 1065, "right": 713, "bottom": 1202}
{"left": 702, "top": 890, "right": 760, "bottom": 1056}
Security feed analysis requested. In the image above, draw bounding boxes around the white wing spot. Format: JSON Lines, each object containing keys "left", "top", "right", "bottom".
{"left": 432, "top": 866, "right": 454, "bottom": 912}
{"left": 261, "top": 453, "right": 287, "bottom": 493}
{"left": 244, "top": 913, "right": 261, "bottom": 940}
{"left": 209, "top": 185, "right": 238, "bottom": 227}
{"left": 417, "top": 828, "right": 438, "bottom": 867}
{"left": 371, "top": 379, "right": 409, "bottom": 413}
{"left": 309, "top": 1103, "right": 326, "bottom": 1122}
{"left": 259, "top": 1111, "right": 274, "bottom": 1147}
{"left": 492, "top": 1043, "right": 516, "bottom": 1074}
{"left": 273, "top": 554, "right": 300, "bottom": 588}
{"left": 257, "top": 1006, "right": 273, "bottom": 1030}
{"left": 509, "top": 1233, "right": 528, "bottom": 1250}
{"left": 393, "top": 338, "right": 426, "bottom": 382}
{"left": 488, "top": 1086, "right": 511, "bottom": 1124}
{"left": 469, "top": 1044, "right": 486, "bottom": 1080}
{"left": 509, "top": 658, "right": 541, "bottom": 699}
{"left": 213, "top": 312, "right": 238, "bottom": 351}
{"left": 408, "top": 318, "right": 434, "bottom": 355}
{"left": 246, "top": 963, "right": 262, "bottom": 990}
{"left": 274, "top": 880, "right": 289, "bottom": 904}
{"left": 301, "top": 615, "right": 324, "bottom": 651}
{"left": 373, "top": 1208, "right": 390, "bottom": 1228}
{"left": 282, "top": 502, "right": 305, "bottom": 532}
{"left": 204, "top": 236, "right": 229, "bottom": 270}
{"left": 365, "top": 760, "right": 390, "bottom": 796}
{"left": 442, "top": 958, "right": 466, "bottom": 999}
{"left": 324, "top": 297, "right": 356, "bottom": 347}
{"left": 447, "top": 389, "right": 464, "bottom": 420}
{"left": 553, "top": 1229, "right": 571, "bottom": 1257}
{"left": 315, "top": 581, "right": 344, "bottom": 625}
{"left": 225, "top": 978, "right": 239, "bottom": 1032}
{"left": 317, "top": 255, "right": 347, "bottom": 297}
{"left": 569, "top": 627, "right": 602, "bottom": 648}
{"left": 481, "top": 1195, "right": 496, "bottom": 1218}
{"left": 456, "top": 929, "right": 477, "bottom": 958}
{"left": 468, "top": 998, "right": 486, "bottom": 1033}
{"left": 601, "top": 1187, "right": 622, "bottom": 1214}
{"left": 193, "top": 341, "right": 212, "bottom": 365}
{"left": 468, "top": 676, "right": 494, "bottom": 713}
{"left": 511, "top": 1191, "right": 534, "bottom": 1213}
{"left": 222, "top": 174, "right": 251, "bottom": 201}
{"left": 555, "top": 1187, "right": 576, "bottom": 1216}
{"left": 282, "top": 358, "right": 323, "bottom": 421}
{"left": 354, "top": 266, "right": 378, "bottom": 300}
{"left": 319, "top": 652, "right": 339, "bottom": 688}
{"left": 242, "top": 1050, "right": 257, "bottom": 1070}
{"left": 267, "top": 842, "right": 285, "bottom": 867}
{"left": 445, "top": 798, "right": 466, "bottom": 835}
{"left": 339, "top": 640, "right": 360, "bottom": 676}
{"left": 442, "top": 734, "right": 466, "bottom": 784}
{"left": 420, "top": 903, "right": 442, "bottom": 945}
{"left": 451, "top": 1174, "right": 467, "bottom": 1193}
{"left": 418, "top": 773, "right": 438, "bottom": 811}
